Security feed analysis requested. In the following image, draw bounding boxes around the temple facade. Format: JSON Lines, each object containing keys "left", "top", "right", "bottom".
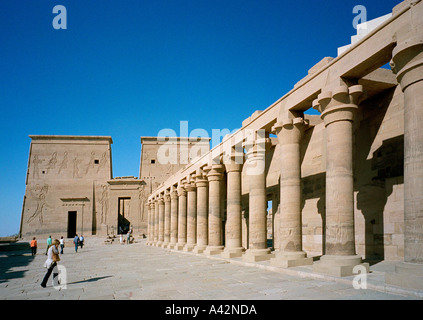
{"left": 20, "top": 136, "right": 210, "bottom": 239}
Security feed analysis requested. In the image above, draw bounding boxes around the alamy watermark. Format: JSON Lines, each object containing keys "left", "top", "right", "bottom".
{"left": 352, "top": 265, "right": 368, "bottom": 290}
{"left": 155, "top": 121, "right": 267, "bottom": 175}
{"left": 353, "top": 5, "right": 368, "bottom": 30}
{"left": 52, "top": 5, "right": 67, "bottom": 30}
{"left": 52, "top": 264, "right": 67, "bottom": 290}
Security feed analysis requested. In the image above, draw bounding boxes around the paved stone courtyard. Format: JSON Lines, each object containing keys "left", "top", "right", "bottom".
{"left": 0, "top": 238, "right": 421, "bottom": 300}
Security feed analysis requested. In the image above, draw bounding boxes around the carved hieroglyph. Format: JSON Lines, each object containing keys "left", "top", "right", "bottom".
{"left": 100, "top": 184, "right": 109, "bottom": 224}
{"left": 46, "top": 152, "right": 57, "bottom": 174}
{"left": 58, "top": 151, "right": 68, "bottom": 174}
{"left": 26, "top": 184, "right": 50, "bottom": 225}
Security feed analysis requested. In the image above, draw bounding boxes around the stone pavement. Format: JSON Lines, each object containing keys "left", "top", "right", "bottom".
{"left": 0, "top": 238, "right": 422, "bottom": 300}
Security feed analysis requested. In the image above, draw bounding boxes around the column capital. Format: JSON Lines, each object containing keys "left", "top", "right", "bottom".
{"left": 170, "top": 190, "right": 179, "bottom": 200}
{"left": 194, "top": 172, "right": 208, "bottom": 188}
{"left": 204, "top": 164, "right": 224, "bottom": 181}
{"left": 391, "top": 35, "right": 423, "bottom": 91}
{"left": 312, "top": 85, "right": 363, "bottom": 127}
{"left": 224, "top": 162, "right": 243, "bottom": 173}
{"left": 243, "top": 138, "right": 272, "bottom": 161}
{"left": 177, "top": 187, "right": 187, "bottom": 197}
{"left": 164, "top": 192, "right": 171, "bottom": 203}
{"left": 158, "top": 196, "right": 164, "bottom": 205}
{"left": 184, "top": 181, "right": 197, "bottom": 192}
{"left": 271, "top": 117, "right": 309, "bottom": 145}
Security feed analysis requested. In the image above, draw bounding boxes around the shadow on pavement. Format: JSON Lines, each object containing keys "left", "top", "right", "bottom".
{"left": 0, "top": 242, "right": 34, "bottom": 284}
{"left": 67, "top": 275, "right": 112, "bottom": 285}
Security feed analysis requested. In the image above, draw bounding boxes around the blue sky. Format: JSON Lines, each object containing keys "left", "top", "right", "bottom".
{"left": 0, "top": 0, "right": 401, "bottom": 236}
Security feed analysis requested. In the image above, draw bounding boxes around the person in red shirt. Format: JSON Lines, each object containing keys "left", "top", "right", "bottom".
{"left": 30, "top": 237, "right": 37, "bottom": 256}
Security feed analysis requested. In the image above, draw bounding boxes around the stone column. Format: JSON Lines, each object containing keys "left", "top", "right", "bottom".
{"left": 169, "top": 190, "right": 179, "bottom": 249}
{"left": 203, "top": 164, "right": 225, "bottom": 255}
{"left": 270, "top": 117, "right": 313, "bottom": 268}
{"left": 146, "top": 201, "right": 151, "bottom": 245}
{"left": 154, "top": 199, "right": 159, "bottom": 245}
{"left": 386, "top": 31, "right": 423, "bottom": 290}
{"left": 163, "top": 192, "right": 171, "bottom": 248}
{"left": 312, "top": 84, "right": 369, "bottom": 276}
{"left": 149, "top": 202, "right": 155, "bottom": 246}
{"left": 184, "top": 179, "right": 197, "bottom": 251}
{"left": 144, "top": 202, "right": 150, "bottom": 238}
{"left": 157, "top": 196, "right": 165, "bottom": 247}
{"left": 193, "top": 171, "right": 208, "bottom": 253}
{"left": 222, "top": 158, "right": 245, "bottom": 258}
{"left": 243, "top": 137, "right": 271, "bottom": 262}
{"left": 176, "top": 185, "right": 187, "bottom": 250}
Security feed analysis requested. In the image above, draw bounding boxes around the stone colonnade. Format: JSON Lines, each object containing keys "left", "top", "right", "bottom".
{"left": 145, "top": 98, "right": 370, "bottom": 276}
{"left": 145, "top": 13, "right": 423, "bottom": 285}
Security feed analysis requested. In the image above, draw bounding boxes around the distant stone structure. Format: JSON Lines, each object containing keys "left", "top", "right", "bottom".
{"left": 20, "top": 136, "right": 210, "bottom": 239}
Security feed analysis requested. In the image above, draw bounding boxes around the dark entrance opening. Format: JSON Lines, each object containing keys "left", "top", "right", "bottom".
{"left": 118, "top": 198, "right": 131, "bottom": 234}
{"left": 67, "top": 211, "right": 77, "bottom": 238}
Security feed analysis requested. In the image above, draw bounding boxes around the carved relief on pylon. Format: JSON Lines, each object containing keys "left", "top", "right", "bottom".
{"left": 26, "top": 184, "right": 50, "bottom": 225}
{"left": 100, "top": 184, "right": 109, "bottom": 224}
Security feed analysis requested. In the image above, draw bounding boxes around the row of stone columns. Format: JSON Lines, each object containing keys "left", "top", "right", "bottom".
{"left": 147, "top": 144, "right": 274, "bottom": 263}
{"left": 145, "top": 91, "right": 368, "bottom": 274}
{"left": 145, "top": 33, "right": 423, "bottom": 283}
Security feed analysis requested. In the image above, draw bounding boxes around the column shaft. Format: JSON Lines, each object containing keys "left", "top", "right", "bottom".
{"left": 170, "top": 191, "right": 178, "bottom": 248}
{"left": 154, "top": 201, "right": 159, "bottom": 244}
{"left": 163, "top": 194, "right": 171, "bottom": 247}
{"left": 386, "top": 31, "right": 423, "bottom": 290}
{"left": 176, "top": 188, "right": 187, "bottom": 250}
{"left": 184, "top": 182, "right": 197, "bottom": 251}
{"left": 271, "top": 118, "right": 313, "bottom": 267}
{"left": 243, "top": 138, "right": 271, "bottom": 262}
{"left": 194, "top": 175, "right": 208, "bottom": 253}
{"left": 312, "top": 85, "right": 368, "bottom": 277}
{"left": 146, "top": 203, "right": 152, "bottom": 245}
{"left": 222, "top": 163, "right": 244, "bottom": 258}
{"left": 204, "top": 165, "right": 224, "bottom": 255}
{"left": 158, "top": 198, "right": 164, "bottom": 245}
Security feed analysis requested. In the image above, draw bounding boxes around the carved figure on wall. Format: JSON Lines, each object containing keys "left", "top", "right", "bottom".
{"left": 139, "top": 185, "right": 146, "bottom": 221}
{"left": 100, "top": 184, "right": 109, "bottom": 224}
{"left": 46, "top": 152, "right": 57, "bottom": 174}
{"left": 32, "top": 155, "right": 43, "bottom": 179}
{"left": 165, "top": 163, "right": 173, "bottom": 177}
{"left": 72, "top": 154, "right": 82, "bottom": 178}
{"left": 126, "top": 200, "right": 131, "bottom": 218}
{"left": 97, "top": 151, "right": 108, "bottom": 173}
{"left": 86, "top": 151, "right": 96, "bottom": 174}
{"left": 58, "top": 151, "right": 68, "bottom": 174}
{"left": 26, "top": 184, "right": 50, "bottom": 225}
{"left": 143, "top": 151, "right": 150, "bottom": 163}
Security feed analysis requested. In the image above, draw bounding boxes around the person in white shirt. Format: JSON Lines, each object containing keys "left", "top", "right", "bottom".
{"left": 60, "top": 236, "right": 64, "bottom": 254}
{"left": 79, "top": 235, "right": 84, "bottom": 249}
{"left": 41, "top": 239, "right": 60, "bottom": 288}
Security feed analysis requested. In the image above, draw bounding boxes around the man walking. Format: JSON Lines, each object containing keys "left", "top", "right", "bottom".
{"left": 45, "top": 236, "right": 52, "bottom": 255}
{"left": 30, "top": 237, "right": 37, "bottom": 256}
{"left": 73, "top": 234, "right": 79, "bottom": 252}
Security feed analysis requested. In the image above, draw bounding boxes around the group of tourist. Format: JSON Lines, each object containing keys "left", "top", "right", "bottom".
{"left": 30, "top": 234, "right": 85, "bottom": 288}
{"left": 31, "top": 234, "right": 85, "bottom": 256}
{"left": 33, "top": 228, "right": 134, "bottom": 288}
